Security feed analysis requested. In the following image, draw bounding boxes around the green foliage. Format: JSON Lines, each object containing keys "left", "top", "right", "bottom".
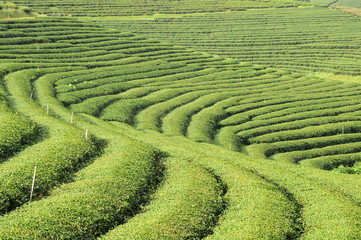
{"left": 18, "top": 5, "right": 32, "bottom": 13}
{"left": 162, "top": 93, "right": 226, "bottom": 136}
{"left": 3, "top": 16, "right": 361, "bottom": 240}
{"left": 101, "top": 157, "right": 224, "bottom": 239}
{"left": 4, "top": 2, "right": 18, "bottom": 9}
{"left": 0, "top": 105, "right": 38, "bottom": 161}
{"left": 9, "top": 0, "right": 307, "bottom": 16}
{"left": 0, "top": 138, "right": 165, "bottom": 239}
{"left": 336, "top": 0, "right": 361, "bottom": 8}
{"left": 0, "top": 67, "right": 101, "bottom": 214}
{"left": 97, "top": 7, "right": 361, "bottom": 75}
{"left": 333, "top": 162, "right": 361, "bottom": 174}
{"left": 136, "top": 91, "right": 206, "bottom": 131}
{"left": 0, "top": 129, "right": 100, "bottom": 214}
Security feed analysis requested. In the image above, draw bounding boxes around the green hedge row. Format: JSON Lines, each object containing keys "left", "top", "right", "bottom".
{"left": 162, "top": 93, "right": 228, "bottom": 136}
{"left": 0, "top": 108, "right": 38, "bottom": 161}
{"left": 136, "top": 91, "right": 207, "bottom": 131}
{"left": 112, "top": 122, "right": 301, "bottom": 239}
{"left": 239, "top": 115, "right": 361, "bottom": 142}
{"left": 187, "top": 96, "right": 243, "bottom": 143}
{"left": 57, "top": 63, "right": 191, "bottom": 93}
{"left": 58, "top": 81, "right": 136, "bottom": 106}
{"left": 253, "top": 96, "right": 357, "bottom": 121}
{"left": 54, "top": 59, "right": 162, "bottom": 86}
{"left": 101, "top": 157, "right": 224, "bottom": 239}
{"left": 300, "top": 153, "right": 361, "bottom": 170}
{"left": 248, "top": 121, "right": 361, "bottom": 144}
{"left": 70, "top": 87, "right": 154, "bottom": 116}
{"left": 247, "top": 133, "right": 361, "bottom": 159}
{"left": 274, "top": 142, "right": 361, "bottom": 165}
{"left": 0, "top": 126, "right": 100, "bottom": 214}
{"left": 0, "top": 137, "right": 165, "bottom": 239}
{"left": 0, "top": 67, "right": 101, "bottom": 214}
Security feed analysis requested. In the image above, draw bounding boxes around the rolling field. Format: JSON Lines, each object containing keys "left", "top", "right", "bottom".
{"left": 335, "top": 0, "right": 361, "bottom": 8}
{"left": 10, "top": 0, "right": 307, "bottom": 17}
{"left": 92, "top": 7, "right": 361, "bottom": 75}
{"left": 1, "top": 16, "right": 361, "bottom": 239}
{"left": 299, "top": 0, "right": 361, "bottom": 8}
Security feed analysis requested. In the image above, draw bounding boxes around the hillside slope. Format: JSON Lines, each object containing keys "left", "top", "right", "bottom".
{"left": 92, "top": 7, "right": 361, "bottom": 75}
{"left": 0, "top": 17, "right": 361, "bottom": 239}
{"left": 335, "top": 0, "right": 361, "bottom": 8}
{"left": 10, "top": 0, "right": 308, "bottom": 16}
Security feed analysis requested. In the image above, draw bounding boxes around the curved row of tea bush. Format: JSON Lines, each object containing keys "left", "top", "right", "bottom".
{"left": 110, "top": 122, "right": 361, "bottom": 239}
{"left": 0, "top": 67, "right": 100, "bottom": 214}
{"left": 101, "top": 157, "right": 224, "bottom": 239}
{"left": 104, "top": 121, "right": 301, "bottom": 240}
{"left": 0, "top": 99, "right": 38, "bottom": 162}
{"left": 0, "top": 131, "right": 165, "bottom": 239}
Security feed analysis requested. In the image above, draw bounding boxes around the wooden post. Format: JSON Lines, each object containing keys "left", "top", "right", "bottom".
{"left": 342, "top": 126, "right": 344, "bottom": 134}
{"left": 71, "top": 112, "right": 74, "bottom": 123}
{"left": 30, "top": 166, "right": 37, "bottom": 202}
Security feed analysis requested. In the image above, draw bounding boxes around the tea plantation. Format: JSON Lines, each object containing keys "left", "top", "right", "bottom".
{"left": 10, "top": 0, "right": 307, "bottom": 17}
{"left": 92, "top": 7, "right": 361, "bottom": 75}
{"left": 0, "top": 1, "right": 361, "bottom": 239}
{"left": 299, "top": 0, "right": 361, "bottom": 8}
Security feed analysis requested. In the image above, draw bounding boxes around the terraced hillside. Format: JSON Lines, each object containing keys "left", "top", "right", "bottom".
{"left": 1, "top": 17, "right": 361, "bottom": 239}
{"left": 10, "top": 0, "right": 307, "bottom": 17}
{"left": 93, "top": 7, "right": 361, "bottom": 75}
{"left": 299, "top": 0, "right": 361, "bottom": 8}
{"left": 335, "top": 0, "right": 361, "bottom": 8}
{"left": 0, "top": 4, "right": 36, "bottom": 19}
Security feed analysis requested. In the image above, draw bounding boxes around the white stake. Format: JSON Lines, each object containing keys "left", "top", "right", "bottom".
{"left": 85, "top": 129, "right": 88, "bottom": 139}
{"left": 30, "top": 166, "right": 37, "bottom": 202}
{"left": 71, "top": 112, "right": 74, "bottom": 123}
{"left": 342, "top": 126, "right": 344, "bottom": 134}
{"left": 46, "top": 104, "right": 49, "bottom": 115}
